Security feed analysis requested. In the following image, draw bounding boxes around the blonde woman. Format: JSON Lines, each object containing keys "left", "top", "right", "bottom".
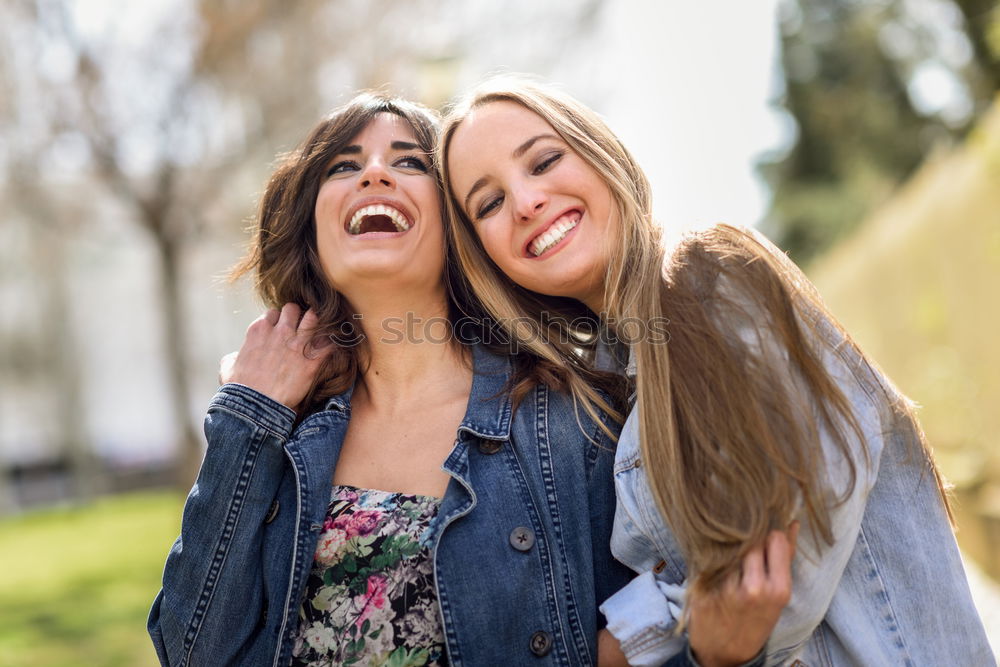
{"left": 440, "top": 77, "right": 994, "bottom": 666}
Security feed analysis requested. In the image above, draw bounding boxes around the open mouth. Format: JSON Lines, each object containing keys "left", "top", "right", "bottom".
{"left": 526, "top": 210, "right": 581, "bottom": 257}
{"left": 346, "top": 204, "right": 412, "bottom": 235}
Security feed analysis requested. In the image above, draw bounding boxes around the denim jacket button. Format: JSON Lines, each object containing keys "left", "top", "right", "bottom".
{"left": 478, "top": 439, "right": 502, "bottom": 455}
{"left": 509, "top": 526, "right": 535, "bottom": 551}
{"left": 264, "top": 500, "right": 280, "bottom": 524}
{"left": 529, "top": 630, "right": 553, "bottom": 656}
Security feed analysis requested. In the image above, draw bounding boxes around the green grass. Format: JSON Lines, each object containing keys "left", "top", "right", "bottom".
{"left": 0, "top": 491, "right": 184, "bottom": 667}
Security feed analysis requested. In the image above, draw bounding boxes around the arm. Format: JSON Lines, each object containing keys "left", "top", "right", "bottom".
{"left": 602, "top": 279, "right": 885, "bottom": 665}
{"left": 598, "top": 359, "right": 882, "bottom": 666}
{"left": 598, "top": 412, "right": 689, "bottom": 666}
{"left": 147, "top": 384, "right": 297, "bottom": 665}
{"left": 588, "top": 415, "right": 638, "bottom": 628}
{"left": 710, "top": 243, "right": 888, "bottom": 660}
{"left": 598, "top": 529, "right": 795, "bottom": 667}
{"left": 763, "top": 337, "right": 886, "bottom": 659}
{"left": 148, "top": 305, "right": 333, "bottom": 665}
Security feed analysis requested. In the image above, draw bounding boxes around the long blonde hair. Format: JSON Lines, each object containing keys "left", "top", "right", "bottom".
{"left": 440, "top": 76, "right": 951, "bottom": 591}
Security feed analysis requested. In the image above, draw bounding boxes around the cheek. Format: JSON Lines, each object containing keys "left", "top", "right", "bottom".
{"left": 476, "top": 226, "right": 512, "bottom": 270}
{"left": 313, "top": 210, "right": 341, "bottom": 282}
{"left": 316, "top": 176, "right": 350, "bottom": 211}
{"left": 314, "top": 189, "right": 337, "bottom": 232}
{"left": 315, "top": 235, "right": 338, "bottom": 286}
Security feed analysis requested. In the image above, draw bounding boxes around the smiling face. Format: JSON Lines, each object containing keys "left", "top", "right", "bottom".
{"left": 446, "top": 101, "right": 616, "bottom": 312}
{"left": 315, "top": 112, "right": 445, "bottom": 296}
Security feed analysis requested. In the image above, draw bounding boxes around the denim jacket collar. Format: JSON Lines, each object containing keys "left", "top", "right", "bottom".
{"left": 319, "top": 344, "right": 512, "bottom": 440}
{"left": 322, "top": 383, "right": 354, "bottom": 414}
{"left": 458, "top": 344, "right": 513, "bottom": 441}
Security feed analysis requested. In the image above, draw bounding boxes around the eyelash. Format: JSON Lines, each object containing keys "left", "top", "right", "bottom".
{"left": 532, "top": 151, "right": 563, "bottom": 175}
{"left": 398, "top": 156, "right": 429, "bottom": 172}
{"left": 325, "top": 155, "right": 429, "bottom": 178}
{"left": 474, "top": 150, "right": 564, "bottom": 220}
{"left": 476, "top": 196, "right": 502, "bottom": 219}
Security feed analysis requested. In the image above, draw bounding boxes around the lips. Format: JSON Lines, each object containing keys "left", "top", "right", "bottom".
{"left": 344, "top": 198, "right": 414, "bottom": 236}
{"left": 525, "top": 209, "right": 581, "bottom": 257}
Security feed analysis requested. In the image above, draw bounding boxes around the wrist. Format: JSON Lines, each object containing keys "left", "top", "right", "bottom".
{"left": 227, "top": 378, "right": 298, "bottom": 412}
{"left": 690, "top": 644, "right": 765, "bottom": 667}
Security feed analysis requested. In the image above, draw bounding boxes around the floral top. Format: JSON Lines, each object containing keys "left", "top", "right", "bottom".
{"left": 291, "top": 485, "right": 446, "bottom": 667}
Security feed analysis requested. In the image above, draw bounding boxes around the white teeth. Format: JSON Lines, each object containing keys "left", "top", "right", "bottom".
{"left": 347, "top": 204, "right": 411, "bottom": 234}
{"left": 529, "top": 215, "right": 579, "bottom": 256}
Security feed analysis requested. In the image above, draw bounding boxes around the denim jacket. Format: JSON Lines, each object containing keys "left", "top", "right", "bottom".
{"left": 148, "top": 344, "right": 634, "bottom": 666}
{"left": 600, "top": 275, "right": 995, "bottom": 666}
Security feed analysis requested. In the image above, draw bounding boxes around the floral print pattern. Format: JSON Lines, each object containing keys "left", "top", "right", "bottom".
{"left": 291, "top": 485, "right": 446, "bottom": 666}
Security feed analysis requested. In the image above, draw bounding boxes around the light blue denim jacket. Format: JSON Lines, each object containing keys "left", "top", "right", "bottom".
{"left": 600, "top": 278, "right": 995, "bottom": 666}
{"left": 148, "top": 344, "right": 634, "bottom": 666}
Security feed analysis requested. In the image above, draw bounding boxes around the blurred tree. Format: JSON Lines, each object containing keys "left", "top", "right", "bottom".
{"left": 0, "top": 181, "right": 102, "bottom": 506}
{"left": 0, "top": 11, "right": 101, "bottom": 507}
{"left": 760, "top": 0, "right": 1000, "bottom": 265}
{"left": 0, "top": 0, "right": 338, "bottom": 487}
{"left": 952, "top": 0, "right": 1000, "bottom": 92}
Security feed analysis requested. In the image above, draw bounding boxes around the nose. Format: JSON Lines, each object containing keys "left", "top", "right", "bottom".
{"left": 358, "top": 158, "right": 395, "bottom": 190}
{"left": 512, "top": 183, "right": 547, "bottom": 223}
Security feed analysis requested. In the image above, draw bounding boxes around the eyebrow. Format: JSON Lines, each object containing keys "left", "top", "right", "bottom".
{"left": 513, "top": 133, "right": 559, "bottom": 158}
{"left": 464, "top": 177, "right": 489, "bottom": 215}
{"left": 463, "top": 133, "right": 561, "bottom": 214}
{"left": 334, "top": 141, "right": 424, "bottom": 156}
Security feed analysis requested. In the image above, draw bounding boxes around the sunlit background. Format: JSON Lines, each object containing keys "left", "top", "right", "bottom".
{"left": 1, "top": 0, "right": 998, "bottom": 664}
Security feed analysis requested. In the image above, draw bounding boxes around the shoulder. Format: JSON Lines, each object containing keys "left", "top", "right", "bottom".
{"left": 672, "top": 226, "right": 893, "bottom": 421}
{"left": 664, "top": 224, "right": 804, "bottom": 299}
{"left": 660, "top": 226, "right": 789, "bottom": 352}
{"left": 665, "top": 224, "right": 839, "bottom": 336}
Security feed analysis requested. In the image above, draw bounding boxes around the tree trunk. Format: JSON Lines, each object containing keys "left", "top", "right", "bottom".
{"left": 43, "top": 226, "right": 106, "bottom": 501}
{"left": 153, "top": 232, "right": 202, "bottom": 488}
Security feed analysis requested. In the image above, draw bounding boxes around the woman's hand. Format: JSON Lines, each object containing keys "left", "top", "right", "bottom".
{"left": 688, "top": 523, "right": 798, "bottom": 667}
{"left": 220, "top": 303, "right": 334, "bottom": 412}
{"left": 597, "top": 628, "right": 629, "bottom": 667}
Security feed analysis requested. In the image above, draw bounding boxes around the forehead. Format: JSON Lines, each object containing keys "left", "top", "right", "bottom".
{"left": 450, "top": 101, "right": 554, "bottom": 161}
{"left": 347, "top": 112, "right": 419, "bottom": 147}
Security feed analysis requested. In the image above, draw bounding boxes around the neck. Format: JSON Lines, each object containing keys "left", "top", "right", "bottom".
{"left": 345, "top": 283, "right": 471, "bottom": 410}
{"left": 580, "top": 292, "right": 606, "bottom": 318}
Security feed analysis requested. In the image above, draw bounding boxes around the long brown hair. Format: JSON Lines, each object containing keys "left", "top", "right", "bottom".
{"left": 440, "top": 76, "right": 951, "bottom": 592}
{"left": 231, "top": 92, "right": 445, "bottom": 414}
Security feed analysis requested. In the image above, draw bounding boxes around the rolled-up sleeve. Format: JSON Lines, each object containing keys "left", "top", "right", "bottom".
{"left": 600, "top": 571, "right": 687, "bottom": 666}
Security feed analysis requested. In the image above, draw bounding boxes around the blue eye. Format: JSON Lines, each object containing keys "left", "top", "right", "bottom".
{"left": 326, "top": 161, "right": 359, "bottom": 177}
{"left": 396, "top": 156, "right": 429, "bottom": 172}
